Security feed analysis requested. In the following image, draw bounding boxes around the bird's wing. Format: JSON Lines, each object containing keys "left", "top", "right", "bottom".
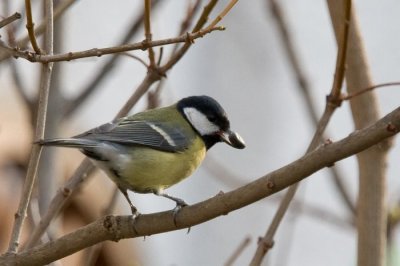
{"left": 73, "top": 119, "right": 190, "bottom": 152}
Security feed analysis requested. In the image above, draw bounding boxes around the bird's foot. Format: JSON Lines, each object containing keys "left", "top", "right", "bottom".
{"left": 172, "top": 201, "right": 191, "bottom": 233}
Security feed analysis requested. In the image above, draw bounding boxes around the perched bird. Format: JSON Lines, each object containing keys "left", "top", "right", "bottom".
{"left": 39, "top": 95, "right": 245, "bottom": 215}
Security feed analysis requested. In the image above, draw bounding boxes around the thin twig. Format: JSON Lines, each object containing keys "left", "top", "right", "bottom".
{"left": 249, "top": 0, "right": 352, "bottom": 264}
{"left": 122, "top": 52, "right": 148, "bottom": 68}
{"left": 203, "top": 0, "right": 239, "bottom": 32}
{"left": 144, "top": 0, "right": 156, "bottom": 67}
{"left": 179, "top": 0, "right": 202, "bottom": 35}
{"left": 225, "top": 236, "right": 251, "bottom": 266}
{"left": 0, "top": 12, "right": 21, "bottom": 29}
{"left": 24, "top": 0, "right": 42, "bottom": 54}
{"left": 160, "top": 0, "right": 219, "bottom": 72}
{"left": 63, "top": 0, "right": 162, "bottom": 118}
{"left": 170, "top": 0, "right": 202, "bottom": 56}
{"left": 7, "top": 0, "right": 54, "bottom": 253}
{"left": 341, "top": 82, "right": 400, "bottom": 101}
{"left": 0, "top": 26, "right": 224, "bottom": 63}
{"left": 329, "top": 0, "right": 352, "bottom": 100}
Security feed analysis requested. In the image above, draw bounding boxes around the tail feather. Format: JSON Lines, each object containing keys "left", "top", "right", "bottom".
{"left": 36, "top": 138, "right": 99, "bottom": 148}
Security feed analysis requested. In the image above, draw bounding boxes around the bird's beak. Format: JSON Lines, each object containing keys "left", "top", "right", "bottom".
{"left": 219, "top": 129, "right": 246, "bottom": 149}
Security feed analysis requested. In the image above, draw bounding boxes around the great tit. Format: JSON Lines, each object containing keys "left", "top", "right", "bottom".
{"left": 39, "top": 95, "right": 245, "bottom": 215}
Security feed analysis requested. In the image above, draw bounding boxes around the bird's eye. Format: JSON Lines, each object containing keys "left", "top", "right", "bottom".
{"left": 208, "top": 115, "right": 217, "bottom": 123}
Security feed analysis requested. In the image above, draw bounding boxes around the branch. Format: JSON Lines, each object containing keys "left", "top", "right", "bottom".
{"left": 24, "top": 69, "right": 161, "bottom": 249}
{"left": 250, "top": 1, "right": 352, "bottom": 264}
{"left": 267, "top": 0, "right": 356, "bottom": 217}
{"left": 160, "top": 0, "right": 219, "bottom": 72}
{"left": 0, "top": 12, "right": 21, "bottom": 29}
{"left": 4, "top": 105, "right": 400, "bottom": 265}
{"left": 7, "top": 0, "right": 54, "bottom": 253}
{"left": 225, "top": 236, "right": 251, "bottom": 266}
{"left": 328, "top": 1, "right": 391, "bottom": 265}
{"left": 206, "top": 159, "right": 353, "bottom": 229}
{"left": 341, "top": 81, "right": 400, "bottom": 101}
{"left": 0, "top": 26, "right": 224, "bottom": 63}
{"left": 203, "top": 0, "right": 239, "bottom": 32}
{"left": 24, "top": 0, "right": 42, "bottom": 54}
{"left": 144, "top": 0, "right": 156, "bottom": 67}
{"left": 9, "top": 60, "right": 35, "bottom": 112}
{"left": 63, "top": 0, "right": 162, "bottom": 118}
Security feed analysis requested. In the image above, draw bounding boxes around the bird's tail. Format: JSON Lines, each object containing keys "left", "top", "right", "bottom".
{"left": 36, "top": 138, "right": 98, "bottom": 148}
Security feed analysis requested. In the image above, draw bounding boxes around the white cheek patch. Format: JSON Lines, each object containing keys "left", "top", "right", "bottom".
{"left": 147, "top": 123, "right": 176, "bottom": 147}
{"left": 183, "top": 107, "right": 219, "bottom": 135}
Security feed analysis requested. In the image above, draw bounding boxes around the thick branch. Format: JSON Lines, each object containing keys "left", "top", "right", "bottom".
{"left": 4, "top": 105, "right": 400, "bottom": 265}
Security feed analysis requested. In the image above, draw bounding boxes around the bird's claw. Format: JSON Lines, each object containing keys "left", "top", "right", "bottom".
{"left": 172, "top": 202, "right": 191, "bottom": 233}
{"left": 131, "top": 211, "right": 141, "bottom": 235}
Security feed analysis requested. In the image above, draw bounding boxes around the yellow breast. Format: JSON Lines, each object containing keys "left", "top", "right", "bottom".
{"left": 117, "top": 137, "right": 206, "bottom": 193}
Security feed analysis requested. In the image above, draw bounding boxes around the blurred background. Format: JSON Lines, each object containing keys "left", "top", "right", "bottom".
{"left": 0, "top": 0, "right": 400, "bottom": 265}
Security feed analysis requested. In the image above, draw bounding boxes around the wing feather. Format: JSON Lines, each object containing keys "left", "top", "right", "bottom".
{"left": 73, "top": 119, "right": 189, "bottom": 152}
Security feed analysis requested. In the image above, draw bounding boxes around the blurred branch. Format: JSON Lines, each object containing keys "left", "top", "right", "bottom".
{"left": 225, "top": 236, "right": 251, "bottom": 266}
{"left": 24, "top": 0, "right": 42, "bottom": 54}
{"left": 63, "top": 0, "right": 162, "bottom": 118}
{"left": 9, "top": 60, "right": 35, "bottom": 112}
{"left": 23, "top": 70, "right": 160, "bottom": 248}
{"left": 250, "top": 1, "right": 352, "bottom": 264}
{"left": 0, "top": 26, "right": 225, "bottom": 63}
{"left": 0, "top": 12, "right": 21, "bottom": 29}
{"left": 7, "top": 0, "right": 54, "bottom": 253}
{"left": 160, "top": 0, "right": 219, "bottom": 72}
{"left": 144, "top": 0, "right": 156, "bottom": 67}
{"left": 203, "top": 0, "right": 238, "bottom": 32}
{"left": 179, "top": 0, "right": 202, "bottom": 35}
{"left": 169, "top": 0, "right": 202, "bottom": 56}
{"left": 85, "top": 188, "right": 120, "bottom": 266}
{"left": 268, "top": 0, "right": 356, "bottom": 214}
{"left": 327, "top": 1, "right": 392, "bottom": 266}
{"left": 24, "top": 159, "right": 96, "bottom": 249}
{"left": 4, "top": 105, "right": 400, "bottom": 265}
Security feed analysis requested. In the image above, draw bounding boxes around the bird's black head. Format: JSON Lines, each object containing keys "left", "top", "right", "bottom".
{"left": 177, "top": 95, "right": 245, "bottom": 150}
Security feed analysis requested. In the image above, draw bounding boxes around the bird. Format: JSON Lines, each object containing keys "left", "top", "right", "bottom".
{"left": 38, "top": 95, "right": 245, "bottom": 216}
